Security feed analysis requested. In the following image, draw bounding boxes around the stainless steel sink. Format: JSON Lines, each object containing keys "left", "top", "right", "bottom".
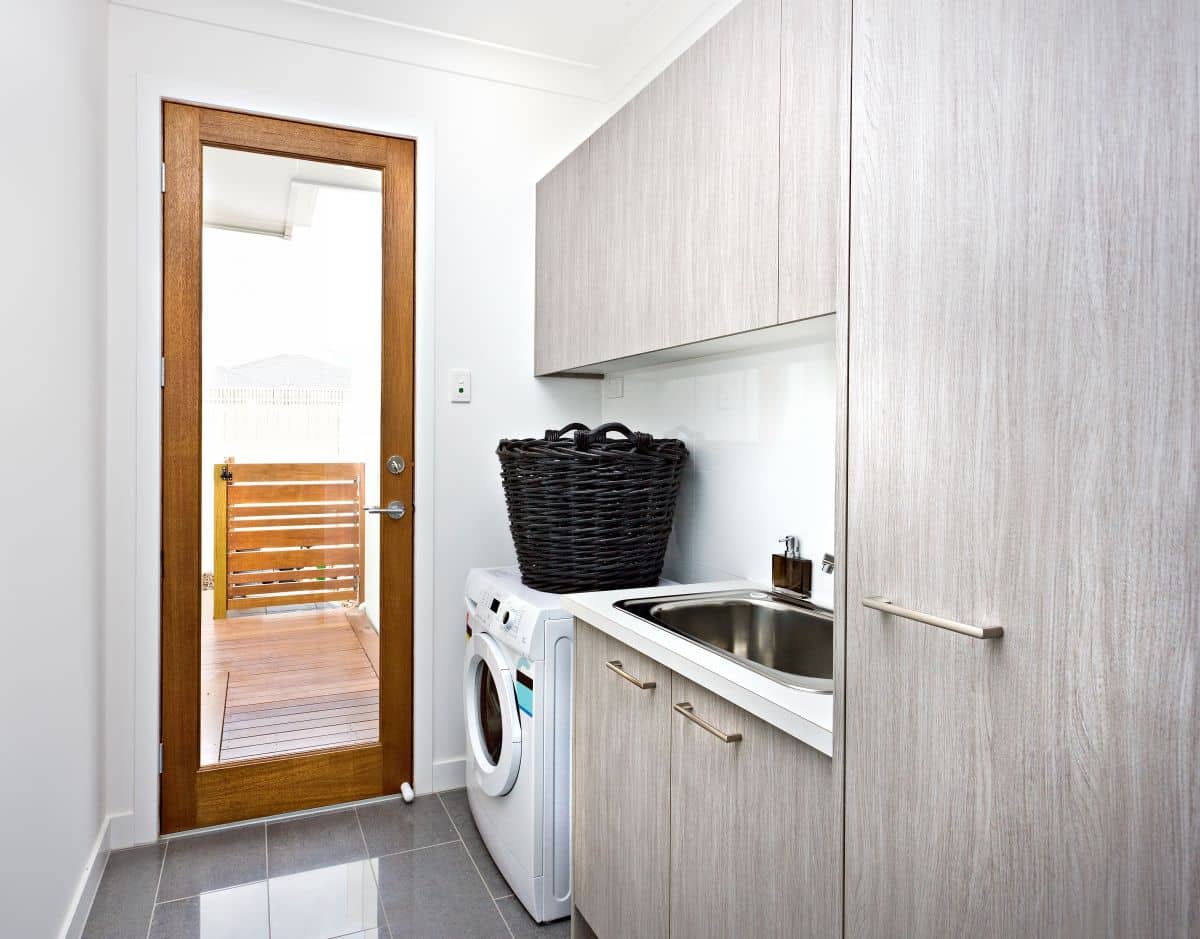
{"left": 614, "top": 589, "right": 833, "bottom": 693}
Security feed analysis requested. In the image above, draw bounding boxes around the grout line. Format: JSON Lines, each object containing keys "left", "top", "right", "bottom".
{"left": 437, "top": 793, "right": 515, "bottom": 938}
{"left": 145, "top": 841, "right": 168, "bottom": 939}
{"left": 153, "top": 883, "right": 268, "bottom": 908}
{"left": 263, "top": 824, "right": 271, "bottom": 934}
{"left": 357, "top": 808, "right": 395, "bottom": 939}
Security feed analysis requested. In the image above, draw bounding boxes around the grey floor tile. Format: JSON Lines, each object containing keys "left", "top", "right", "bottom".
{"left": 148, "top": 881, "right": 269, "bottom": 939}
{"left": 267, "top": 808, "right": 367, "bottom": 877}
{"left": 157, "top": 824, "right": 266, "bottom": 901}
{"left": 268, "top": 859, "right": 387, "bottom": 939}
{"left": 374, "top": 842, "right": 509, "bottom": 939}
{"left": 496, "top": 896, "right": 571, "bottom": 938}
{"left": 82, "top": 843, "right": 165, "bottom": 939}
{"left": 437, "top": 788, "right": 472, "bottom": 828}
{"left": 356, "top": 795, "right": 458, "bottom": 858}
{"left": 446, "top": 806, "right": 511, "bottom": 902}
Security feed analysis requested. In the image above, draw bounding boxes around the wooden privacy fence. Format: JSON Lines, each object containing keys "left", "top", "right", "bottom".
{"left": 213, "top": 461, "right": 366, "bottom": 619}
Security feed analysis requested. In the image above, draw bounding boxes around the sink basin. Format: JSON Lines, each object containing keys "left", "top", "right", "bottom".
{"left": 614, "top": 589, "right": 833, "bottom": 693}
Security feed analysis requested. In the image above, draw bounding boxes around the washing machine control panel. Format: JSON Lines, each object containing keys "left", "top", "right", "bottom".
{"left": 473, "top": 590, "right": 533, "bottom": 651}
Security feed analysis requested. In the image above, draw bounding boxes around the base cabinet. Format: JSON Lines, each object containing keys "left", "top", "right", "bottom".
{"left": 670, "top": 678, "right": 837, "bottom": 939}
{"left": 572, "top": 623, "right": 672, "bottom": 938}
{"left": 573, "top": 622, "right": 837, "bottom": 938}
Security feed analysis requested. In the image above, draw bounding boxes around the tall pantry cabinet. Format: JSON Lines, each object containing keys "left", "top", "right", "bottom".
{"left": 844, "top": 0, "right": 1198, "bottom": 935}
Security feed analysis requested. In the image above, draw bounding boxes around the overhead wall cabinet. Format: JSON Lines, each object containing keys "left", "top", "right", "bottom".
{"left": 534, "top": 0, "right": 848, "bottom": 375}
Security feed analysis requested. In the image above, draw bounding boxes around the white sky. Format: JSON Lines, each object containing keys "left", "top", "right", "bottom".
{"left": 202, "top": 174, "right": 383, "bottom": 375}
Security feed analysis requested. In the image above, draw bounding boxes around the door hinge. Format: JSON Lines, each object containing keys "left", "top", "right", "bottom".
{"left": 160, "top": 356, "right": 166, "bottom": 388}
{"left": 160, "top": 162, "right": 166, "bottom": 193}
{"left": 158, "top": 742, "right": 164, "bottom": 774}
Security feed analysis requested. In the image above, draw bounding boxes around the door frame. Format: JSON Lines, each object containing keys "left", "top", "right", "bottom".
{"left": 159, "top": 102, "right": 415, "bottom": 833}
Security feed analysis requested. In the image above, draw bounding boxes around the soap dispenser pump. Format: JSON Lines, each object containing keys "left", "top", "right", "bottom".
{"left": 772, "top": 535, "right": 813, "bottom": 596}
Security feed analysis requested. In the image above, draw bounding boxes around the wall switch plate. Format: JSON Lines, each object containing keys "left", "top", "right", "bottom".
{"left": 605, "top": 376, "right": 624, "bottom": 399}
{"left": 450, "top": 368, "right": 471, "bottom": 402}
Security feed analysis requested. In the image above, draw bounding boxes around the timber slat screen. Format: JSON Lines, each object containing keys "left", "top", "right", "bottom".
{"left": 214, "top": 462, "right": 366, "bottom": 618}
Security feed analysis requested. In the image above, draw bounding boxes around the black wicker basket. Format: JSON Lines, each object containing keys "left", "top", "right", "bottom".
{"left": 496, "top": 422, "right": 689, "bottom": 593}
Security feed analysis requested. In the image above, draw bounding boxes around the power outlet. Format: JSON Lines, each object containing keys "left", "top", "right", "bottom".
{"left": 605, "top": 376, "right": 624, "bottom": 399}
{"left": 450, "top": 368, "right": 471, "bottom": 402}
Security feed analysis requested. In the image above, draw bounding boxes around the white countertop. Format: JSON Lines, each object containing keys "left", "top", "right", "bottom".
{"left": 562, "top": 580, "right": 834, "bottom": 757}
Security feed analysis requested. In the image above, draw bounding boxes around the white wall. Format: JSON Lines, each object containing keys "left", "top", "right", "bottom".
{"left": 0, "top": 0, "right": 109, "bottom": 934}
{"left": 104, "top": 4, "right": 605, "bottom": 844}
{"left": 603, "top": 317, "right": 838, "bottom": 609}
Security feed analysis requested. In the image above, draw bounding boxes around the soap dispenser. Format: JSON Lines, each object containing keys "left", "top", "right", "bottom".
{"left": 772, "top": 535, "right": 813, "bottom": 596}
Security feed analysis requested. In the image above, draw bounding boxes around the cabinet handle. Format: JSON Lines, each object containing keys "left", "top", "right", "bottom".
{"left": 862, "top": 596, "right": 1004, "bottom": 640}
{"left": 605, "top": 659, "right": 656, "bottom": 690}
{"left": 673, "top": 702, "right": 742, "bottom": 743}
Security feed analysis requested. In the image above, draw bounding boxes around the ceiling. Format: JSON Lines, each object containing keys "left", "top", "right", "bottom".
{"left": 294, "top": 0, "right": 666, "bottom": 67}
{"left": 120, "top": 0, "right": 741, "bottom": 102}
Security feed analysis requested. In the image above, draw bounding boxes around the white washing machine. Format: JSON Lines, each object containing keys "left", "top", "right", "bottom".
{"left": 463, "top": 567, "right": 573, "bottom": 923}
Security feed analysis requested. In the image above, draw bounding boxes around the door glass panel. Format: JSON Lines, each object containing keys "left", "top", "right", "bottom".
{"left": 199, "top": 145, "right": 383, "bottom": 765}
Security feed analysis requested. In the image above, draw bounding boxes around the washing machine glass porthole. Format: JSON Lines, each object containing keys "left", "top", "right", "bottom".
{"left": 477, "top": 665, "right": 504, "bottom": 767}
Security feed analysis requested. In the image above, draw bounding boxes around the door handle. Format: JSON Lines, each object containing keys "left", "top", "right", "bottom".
{"left": 673, "top": 702, "right": 742, "bottom": 743}
{"left": 862, "top": 596, "right": 1003, "bottom": 639}
{"left": 605, "top": 660, "right": 656, "bottom": 690}
{"left": 363, "top": 501, "right": 406, "bottom": 520}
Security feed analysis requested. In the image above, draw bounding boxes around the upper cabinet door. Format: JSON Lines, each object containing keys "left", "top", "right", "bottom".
{"left": 535, "top": 0, "right": 782, "bottom": 373}
{"left": 534, "top": 140, "right": 592, "bottom": 376}
{"left": 845, "top": 0, "right": 1198, "bottom": 935}
{"left": 629, "top": 0, "right": 781, "bottom": 355}
{"left": 778, "top": 0, "right": 849, "bottom": 322}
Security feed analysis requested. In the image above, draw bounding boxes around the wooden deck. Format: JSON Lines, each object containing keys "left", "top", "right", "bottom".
{"left": 201, "top": 600, "right": 380, "bottom": 764}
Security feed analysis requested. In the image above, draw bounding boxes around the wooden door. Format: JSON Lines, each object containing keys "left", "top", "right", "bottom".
{"left": 669, "top": 678, "right": 837, "bottom": 939}
{"left": 572, "top": 623, "right": 672, "bottom": 938}
{"left": 161, "top": 103, "right": 416, "bottom": 832}
{"left": 846, "top": 0, "right": 1198, "bottom": 935}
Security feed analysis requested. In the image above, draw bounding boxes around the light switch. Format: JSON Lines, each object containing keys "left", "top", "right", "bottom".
{"left": 450, "top": 368, "right": 471, "bottom": 402}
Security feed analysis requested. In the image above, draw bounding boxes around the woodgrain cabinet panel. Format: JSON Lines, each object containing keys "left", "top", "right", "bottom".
{"left": 535, "top": 0, "right": 781, "bottom": 373}
{"left": 669, "top": 678, "right": 837, "bottom": 939}
{"left": 845, "top": 0, "right": 1199, "bottom": 935}
{"left": 572, "top": 622, "right": 672, "bottom": 938}
{"left": 779, "top": 0, "right": 849, "bottom": 322}
{"left": 534, "top": 140, "right": 592, "bottom": 376}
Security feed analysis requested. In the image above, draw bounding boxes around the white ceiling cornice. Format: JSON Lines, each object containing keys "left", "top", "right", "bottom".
{"left": 110, "top": 0, "right": 744, "bottom": 106}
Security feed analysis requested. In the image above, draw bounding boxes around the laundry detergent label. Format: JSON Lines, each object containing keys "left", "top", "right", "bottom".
{"left": 515, "top": 668, "right": 534, "bottom": 717}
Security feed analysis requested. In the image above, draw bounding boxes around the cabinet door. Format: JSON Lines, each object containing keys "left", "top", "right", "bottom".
{"left": 846, "top": 0, "right": 1198, "bottom": 936}
{"left": 778, "top": 0, "right": 848, "bottom": 322}
{"left": 535, "top": 140, "right": 592, "bottom": 376}
{"left": 573, "top": 623, "right": 672, "bottom": 938}
{"left": 669, "top": 679, "right": 837, "bottom": 939}
{"left": 590, "top": 0, "right": 781, "bottom": 364}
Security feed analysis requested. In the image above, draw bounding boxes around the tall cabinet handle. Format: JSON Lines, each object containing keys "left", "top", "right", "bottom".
{"left": 605, "top": 659, "right": 656, "bottom": 690}
{"left": 862, "top": 596, "right": 1004, "bottom": 639}
{"left": 673, "top": 702, "right": 742, "bottom": 743}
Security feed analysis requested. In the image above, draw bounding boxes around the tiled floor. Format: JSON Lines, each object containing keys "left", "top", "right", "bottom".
{"left": 82, "top": 790, "right": 571, "bottom": 939}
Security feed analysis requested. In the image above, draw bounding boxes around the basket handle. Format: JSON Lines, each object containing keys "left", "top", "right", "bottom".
{"left": 544, "top": 422, "right": 591, "bottom": 441}
{"left": 574, "top": 422, "right": 651, "bottom": 450}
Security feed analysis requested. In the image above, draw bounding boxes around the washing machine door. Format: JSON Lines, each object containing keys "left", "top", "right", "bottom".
{"left": 464, "top": 632, "right": 522, "bottom": 796}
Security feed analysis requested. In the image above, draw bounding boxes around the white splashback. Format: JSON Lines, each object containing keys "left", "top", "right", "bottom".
{"left": 602, "top": 316, "right": 837, "bottom": 609}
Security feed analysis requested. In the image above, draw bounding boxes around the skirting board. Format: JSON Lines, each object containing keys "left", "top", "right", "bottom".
{"left": 61, "top": 815, "right": 113, "bottom": 939}
{"left": 433, "top": 756, "right": 466, "bottom": 792}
